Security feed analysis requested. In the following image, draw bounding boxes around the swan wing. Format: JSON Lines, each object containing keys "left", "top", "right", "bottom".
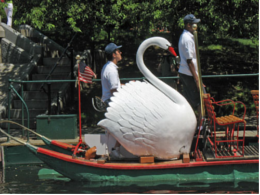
{"left": 98, "top": 80, "right": 181, "bottom": 158}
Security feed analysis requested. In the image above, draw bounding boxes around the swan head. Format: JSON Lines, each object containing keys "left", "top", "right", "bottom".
{"left": 138, "top": 37, "right": 177, "bottom": 57}
{"left": 158, "top": 38, "right": 177, "bottom": 57}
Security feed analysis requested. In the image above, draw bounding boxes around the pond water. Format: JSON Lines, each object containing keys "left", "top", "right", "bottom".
{"left": 0, "top": 165, "right": 259, "bottom": 194}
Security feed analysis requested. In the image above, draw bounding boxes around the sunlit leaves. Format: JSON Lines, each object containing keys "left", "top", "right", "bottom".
{"left": 13, "top": 0, "right": 258, "bottom": 46}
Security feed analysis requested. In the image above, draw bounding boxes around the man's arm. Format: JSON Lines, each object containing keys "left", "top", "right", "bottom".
{"left": 187, "top": 59, "right": 199, "bottom": 89}
{"left": 108, "top": 70, "right": 122, "bottom": 96}
{"left": 110, "top": 88, "right": 117, "bottom": 95}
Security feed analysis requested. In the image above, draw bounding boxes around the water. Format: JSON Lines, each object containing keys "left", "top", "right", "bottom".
{"left": 0, "top": 165, "right": 259, "bottom": 194}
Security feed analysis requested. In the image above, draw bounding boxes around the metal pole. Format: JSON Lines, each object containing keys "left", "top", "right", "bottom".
{"left": 21, "top": 84, "right": 25, "bottom": 138}
{"left": 70, "top": 46, "right": 74, "bottom": 98}
{"left": 57, "top": 91, "right": 60, "bottom": 115}
{"left": 47, "top": 83, "right": 51, "bottom": 115}
{"left": 7, "top": 81, "right": 11, "bottom": 142}
{"left": 193, "top": 24, "right": 205, "bottom": 118}
{"left": 77, "top": 63, "right": 82, "bottom": 143}
{"left": 193, "top": 24, "right": 206, "bottom": 159}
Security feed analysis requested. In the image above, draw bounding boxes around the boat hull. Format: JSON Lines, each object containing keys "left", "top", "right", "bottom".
{"left": 35, "top": 147, "right": 259, "bottom": 182}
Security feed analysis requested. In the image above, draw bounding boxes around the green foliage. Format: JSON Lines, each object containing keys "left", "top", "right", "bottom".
{"left": 0, "top": 1, "right": 17, "bottom": 24}
{"left": 12, "top": 0, "right": 258, "bottom": 48}
{"left": 203, "top": 44, "right": 223, "bottom": 51}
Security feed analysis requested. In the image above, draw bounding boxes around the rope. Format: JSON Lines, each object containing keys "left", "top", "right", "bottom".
{"left": 0, "top": 127, "right": 26, "bottom": 145}
{"left": 0, "top": 120, "right": 47, "bottom": 139}
{"left": 0, "top": 120, "right": 87, "bottom": 153}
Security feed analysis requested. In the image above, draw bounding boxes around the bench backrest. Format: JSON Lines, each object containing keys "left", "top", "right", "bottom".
{"left": 203, "top": 94, "right": 216, "bottom": 122}
{"left": 251, "top": 90, "right": 259, "bottom": 115}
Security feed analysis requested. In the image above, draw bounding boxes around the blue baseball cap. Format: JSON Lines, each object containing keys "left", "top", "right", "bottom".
{"left": 105, "top": 43, "right": 122, "bottom": 54}
{"left": 184, "top": 14, "right": 201, "bottom": 24}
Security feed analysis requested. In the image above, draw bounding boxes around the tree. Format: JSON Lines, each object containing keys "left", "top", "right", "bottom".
{"left": 13, "top": 0, "right": 258, "bottom": 48}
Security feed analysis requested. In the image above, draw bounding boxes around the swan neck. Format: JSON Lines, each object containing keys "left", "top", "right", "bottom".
{"left": 136, "top": 38, "right": 186, "bottom": 105}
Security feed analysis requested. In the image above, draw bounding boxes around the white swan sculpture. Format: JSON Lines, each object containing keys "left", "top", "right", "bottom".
{"left": 98, "top": 37, "right": 197, "bottom": 159}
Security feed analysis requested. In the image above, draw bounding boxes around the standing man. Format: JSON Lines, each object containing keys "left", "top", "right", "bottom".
{"left": 101, "top": 43, "right": 122, "bottom": 106}
{"left": 101, "top": 42, "right": 122, "bottom": 158}
{"left": 1, "top": 0, "right": 13, "bottom": 27}
{"left": 178, "top": 14, "right": 204, "bottom": 123}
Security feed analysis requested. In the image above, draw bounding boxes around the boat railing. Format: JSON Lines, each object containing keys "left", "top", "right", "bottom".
{"left": 6, "top": 72, "right": 259, "bottom": 142}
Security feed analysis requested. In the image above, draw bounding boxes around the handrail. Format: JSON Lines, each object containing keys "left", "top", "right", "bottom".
{"left": 8, "top": 84, "right": 30, "bottom": 142}
{"left": 9, "top": 73, "right": 259, "bottom": 83}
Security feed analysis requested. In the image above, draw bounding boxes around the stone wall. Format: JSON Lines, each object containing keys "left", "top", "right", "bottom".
{"left": 1, "top": 38, "right": 31, "bottom": 63}
{"left": 19, "top": 24, "right": 66, "bottom": 58}
{"left": 1, "top": 23, "right": 43, "bottom": 64}
{"left": 0, "top": 61, "right": 36, "bottom": 118}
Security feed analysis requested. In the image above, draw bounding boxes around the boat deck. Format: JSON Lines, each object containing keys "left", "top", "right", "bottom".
{"left": 204, "top": 144, "right": 259, "bottom": 161}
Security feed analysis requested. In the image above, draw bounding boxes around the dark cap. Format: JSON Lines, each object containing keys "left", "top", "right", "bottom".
{"left": 184, "top": 14, "right": 200, "bottom": 24}
{"left": 105, "top": 43, "right": 122, "bottom": 54}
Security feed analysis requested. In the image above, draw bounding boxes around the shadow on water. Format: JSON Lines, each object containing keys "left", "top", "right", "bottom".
{"left": 0, "top": 165, "right": 259, "bottom": 194}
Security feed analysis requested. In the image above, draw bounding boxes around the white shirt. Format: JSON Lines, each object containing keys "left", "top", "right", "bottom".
{"left": 101, "top": 61, "right": 121, "bottom": 102}
{"left": 178, "top": 29, "right": 198, "bottom": 76}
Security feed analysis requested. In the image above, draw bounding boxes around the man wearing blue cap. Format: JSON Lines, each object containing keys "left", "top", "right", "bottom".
{"left": 101, "top": 43, "right": 123, "bottom": 158}
{"left": 101, "top": 43, "right": 122, "bottom": 106}
{"left": 178, "top": 14, "right": 202, "bottom": 121}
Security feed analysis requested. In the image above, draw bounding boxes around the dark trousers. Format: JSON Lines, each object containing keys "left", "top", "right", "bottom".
{"left": 179, "top": 73, "right": 200, "bottom": 109}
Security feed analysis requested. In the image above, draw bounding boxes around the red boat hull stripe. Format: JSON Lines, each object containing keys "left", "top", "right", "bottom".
{"left": 51, "top": 140, "right": 75, "bottom": 150}
{"left": 37, "top": 147, "right": 259, "bottom": 170}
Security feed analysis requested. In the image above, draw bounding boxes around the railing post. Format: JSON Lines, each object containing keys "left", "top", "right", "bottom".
{"left": 57, "top": 91, "right": 61, "bottom": 115}
{"left": 7, "top": 80, "right": 11, "bottom": 142}
{"left": 70, "top": 45, "right": 74, "bottom": 98}
{"left": 47, "top": 83, "right": 51, "bottom": 115}
{"left": 21, "top": 83, "right": 25, "bottom": 138}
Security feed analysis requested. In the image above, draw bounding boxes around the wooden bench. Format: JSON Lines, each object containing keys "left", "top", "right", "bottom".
{"left": 203, "top": 94, "right": 246, "bottom": 158}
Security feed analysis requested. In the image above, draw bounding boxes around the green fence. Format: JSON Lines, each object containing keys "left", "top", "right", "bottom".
{"left": 7, "top": 72, "right": 258, "bottom": 141}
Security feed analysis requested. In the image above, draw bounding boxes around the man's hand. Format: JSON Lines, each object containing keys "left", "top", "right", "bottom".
{"left": 195, "top": 79, "right": 200, "bottom": 90}
{"left": 187, "top": 59, "right": 205, "bottom": 90}
{"left": 195, "top": 79, "right": 206, "bottom": 91}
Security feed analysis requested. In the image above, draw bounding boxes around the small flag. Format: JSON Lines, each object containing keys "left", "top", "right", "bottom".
{"left": 78, "top": 61, "right": 95, "bottom": 83}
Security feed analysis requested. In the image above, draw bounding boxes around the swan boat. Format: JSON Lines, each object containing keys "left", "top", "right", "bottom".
{"left": 0, "top": 37, "right": 258, "bottom": 182}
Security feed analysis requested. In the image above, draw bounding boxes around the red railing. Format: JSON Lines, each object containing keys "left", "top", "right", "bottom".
{"left": 203, "top": 94, "right": 247, "bottom": 158}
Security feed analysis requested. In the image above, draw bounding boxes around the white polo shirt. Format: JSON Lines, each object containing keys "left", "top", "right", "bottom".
{"left": 178, "top": 29, "right": 198, "bottom": 76}
{"left": 101, "top": 61, "right": 121, "bottom": 102}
